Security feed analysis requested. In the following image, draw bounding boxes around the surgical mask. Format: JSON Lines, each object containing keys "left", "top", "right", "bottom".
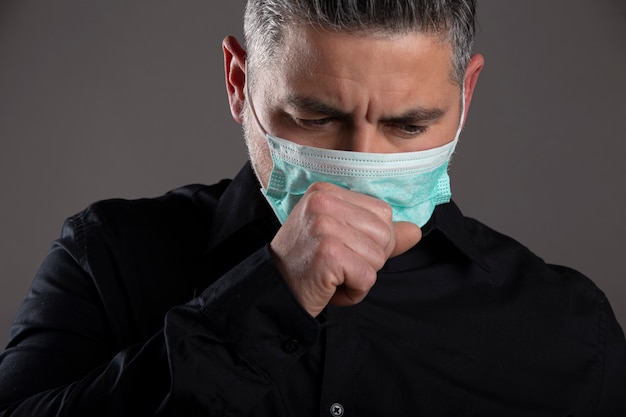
{"left": 247, "top": 84, "right": 465, "bottom": 227}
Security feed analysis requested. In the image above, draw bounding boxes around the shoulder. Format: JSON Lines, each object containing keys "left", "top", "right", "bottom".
{"left": 64, "top": 181, "right": 230, "bottom": 245}
{"left": 56, "top": 181, "right": 233, "bottom": 285}
{"left": 74, "top": 181, "right": 229, "bottom": 227}
{"left": 462, "top": 215, "right": 607, "bottom": 310}
{"left": 463, "top": 216, "right": 626, "bottom": 399}
{"left": 51, "top": 181, "right": 234, "bottom": 339}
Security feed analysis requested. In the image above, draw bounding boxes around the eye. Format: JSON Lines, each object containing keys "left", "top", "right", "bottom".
{"left": 388, "top": 123, "right": 429, "bottom": 138}
{"left": 294, "top": 117, "right": 336, "bottom": 129}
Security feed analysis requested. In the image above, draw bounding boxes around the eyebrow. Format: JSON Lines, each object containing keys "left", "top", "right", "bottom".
{"left": 381, "top": 107, "right": 447, "bottom": 125}
{"left": 286, "top": 94, "right": 447, "bottom": 124}
{"left": 286, "top": 95, "right": 350, "bottom": 119}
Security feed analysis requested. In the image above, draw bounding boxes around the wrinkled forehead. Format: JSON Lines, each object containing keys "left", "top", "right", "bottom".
{"left": 247, "top": 23, "right": 456, "bottom": 87}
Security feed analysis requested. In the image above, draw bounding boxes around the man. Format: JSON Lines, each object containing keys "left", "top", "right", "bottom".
{"left": 0, "top": 0, "right": 624, "bottom": 415}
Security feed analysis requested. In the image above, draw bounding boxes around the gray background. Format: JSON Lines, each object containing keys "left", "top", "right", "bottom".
{"left": 1, "top": 1, "right": 625, "bottom": 345}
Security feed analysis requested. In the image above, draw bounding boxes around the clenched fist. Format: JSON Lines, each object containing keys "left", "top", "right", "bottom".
{"left": 269, "top": 182, "right": 422, "bottom": 317}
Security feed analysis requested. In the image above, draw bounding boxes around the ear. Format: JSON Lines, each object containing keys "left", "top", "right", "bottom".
{"left": 223, "top": 36, "right": 248, "bottom": 124}
{"left": 461, "top": 53, "right": 485, "bottom": 125}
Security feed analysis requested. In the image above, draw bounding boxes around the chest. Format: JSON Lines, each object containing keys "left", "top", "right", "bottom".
{"left": 261, "top": 271, "right": 599, "bottom": 417}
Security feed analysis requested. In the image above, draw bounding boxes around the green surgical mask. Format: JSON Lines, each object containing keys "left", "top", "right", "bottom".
{"left": 261, "top": 133, "right": 459, "bottom": 226}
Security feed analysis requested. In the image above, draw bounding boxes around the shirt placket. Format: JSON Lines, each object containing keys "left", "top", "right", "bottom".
{"left": 319, "top": 305, "right": 359, "bottom": 417}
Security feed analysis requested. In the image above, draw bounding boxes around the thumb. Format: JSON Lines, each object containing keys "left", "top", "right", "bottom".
{"left": 390, "top": 221, "right": 422, "bottom": 258}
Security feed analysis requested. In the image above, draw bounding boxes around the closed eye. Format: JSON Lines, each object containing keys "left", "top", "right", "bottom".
{"left": 294, "top": 117, "right": 337, "bottom": 129}
{"left": 385, "top": 123, "right": 429, "bottom": 138}
{"left": 381, "top": 107, "right": 445, "bottom": 138}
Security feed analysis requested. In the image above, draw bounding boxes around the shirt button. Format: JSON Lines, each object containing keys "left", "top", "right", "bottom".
{"left": 281, "top": 338, "right": 300, "bottom": 354}
{"left": 330, "top": 403, "right": 344, "bottom": 417}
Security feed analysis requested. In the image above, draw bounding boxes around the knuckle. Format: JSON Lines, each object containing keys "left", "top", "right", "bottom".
{"left": 378, "top": 223, "right": 393, "bottom": 245}
{"left": 372, "top": 248, "right": 388, "bottom": 271}
{"left": 307, "top": 182, "right": 334, "bottom": 193}
{"left": 317, "top": 238, "right": 344, "bottom": 262}
{"left": 308, "top": 212, "right": 337, "bottom": 237}
{"left": 349, "top": 265, "right": 377, "bottom": 294}
{"left": 361, "top": 267, "right": 378, "bottom": 289}
{"left": 377, "top": 200, "right": 393, "bottom": 222}
{"left": 367, "top": 220, "right": 393, "bottom": 253}
{"left": 304, "top": 188, "right": 337, "bottom": 214}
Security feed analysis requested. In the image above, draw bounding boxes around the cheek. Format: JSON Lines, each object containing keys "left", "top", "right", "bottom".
{"left": 243, "top": 112, "right": 274, "bottom": 189}
{"left": 435, "top": 100, "right": 465, "bottom": 144}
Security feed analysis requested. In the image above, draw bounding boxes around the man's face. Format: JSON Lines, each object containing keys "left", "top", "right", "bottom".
{"left": 235, "top": 26, "right": 474, "bottom": 189}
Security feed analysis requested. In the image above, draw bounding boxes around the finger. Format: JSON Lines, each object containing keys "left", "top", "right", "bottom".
{"left": 309, "top": 213, "right": 389, "bottom": 273}
{"left": 390, "top": 221, "right": 422, "bottom": 258}
{"left": 329, "top": 262, "right": 378, "bottom": 307}
{"left": 304, "top": 182, "right": 395, "bottom": 252}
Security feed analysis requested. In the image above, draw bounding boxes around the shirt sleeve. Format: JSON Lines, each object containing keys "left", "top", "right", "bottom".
{"left": 160, "top": 246, "right": 321, "bottom": 415}
{"left": 0, "top": 218, "right": 319, "bottom": 416}
{"left": 594, "top": 292, "right": 626, "bottom": 414}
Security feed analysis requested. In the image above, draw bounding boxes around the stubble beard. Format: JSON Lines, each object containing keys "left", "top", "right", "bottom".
{"left": 242, "top": 107, "right": 273, "bottom": 190}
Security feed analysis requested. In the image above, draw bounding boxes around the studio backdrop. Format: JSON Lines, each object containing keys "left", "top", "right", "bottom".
{"left": 1, "top": 0, "right": 625, "bottom": 343}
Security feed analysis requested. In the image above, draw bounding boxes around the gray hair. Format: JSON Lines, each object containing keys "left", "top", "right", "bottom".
{"left": 243, "top": 0, "right": 477, "bottom": 86}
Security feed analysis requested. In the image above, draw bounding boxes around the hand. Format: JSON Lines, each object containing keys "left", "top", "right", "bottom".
{"left": 269, "top": 182, "right": 422, "bottom": 317}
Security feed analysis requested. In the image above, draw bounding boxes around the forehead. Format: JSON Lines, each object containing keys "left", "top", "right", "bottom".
{"left": 260, "top": 25, "right": 455, "bottom": 81}
{"left": 253, "top": 25, "right": 458, "bottom": 108}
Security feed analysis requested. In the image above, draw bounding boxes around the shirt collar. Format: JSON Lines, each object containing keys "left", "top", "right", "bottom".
{"left": 206, "top": 162, "right": 280, "bottom": 253}
{"left": 424, "top": 201, "right": 491, "bottom": 272}
{"left": 207, "top": 163, "right": 490, "bottom": 273}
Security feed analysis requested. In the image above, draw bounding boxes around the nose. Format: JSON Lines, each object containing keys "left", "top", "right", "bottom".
{"left": 341, "top": 124, "right": 386, "bottom": 153}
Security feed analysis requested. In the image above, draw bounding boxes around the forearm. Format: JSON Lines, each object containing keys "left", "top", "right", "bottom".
{"left": 0, "top": 334, "right": 169, "bottom": 416}
{"left": 160, "top": 246, "right": 320, "bottom": 415}
{"left": 0, "top": 245, "right": 318, "bottom": 416}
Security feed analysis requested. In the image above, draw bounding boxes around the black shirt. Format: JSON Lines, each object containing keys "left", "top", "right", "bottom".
{"left": 1, "top": 163, "right": 625, "bottom": 416}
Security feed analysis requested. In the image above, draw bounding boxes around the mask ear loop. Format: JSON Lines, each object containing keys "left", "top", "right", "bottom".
{"left": 244, "top": 68, "right": 282, "bottom": 207}
{"left": 454, "top": 85, "right": 467, "bottom": 141}
{"left": 244, "top": 69, "right": 270, "bottom": 137}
